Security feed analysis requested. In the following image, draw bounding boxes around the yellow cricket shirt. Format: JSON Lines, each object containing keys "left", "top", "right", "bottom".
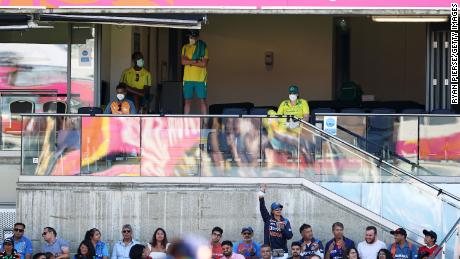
{"left": 119, "top": 67, "right": 152, "bottom": 90}
{"left": 182, "top": 44, "right": 208, "bottom": 82}
{"left": 277, "top": 99, "right": 310, "bottom": 119}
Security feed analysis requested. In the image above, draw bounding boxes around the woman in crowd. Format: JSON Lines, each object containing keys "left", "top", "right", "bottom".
{"left": 376, "top": 249, "right": 392, "bottom": 259}
{"left": 148, "top": 228, "right": 170, "bottom": 259}
{"left": 346, "top": 247, "right": 360, "bottom": 259}
{"left": 129, "top": 244, "right": 150, "bottom": 259}
{"left": 85, "top": 228, "right": 109, "bottom": 259}
{"left": 75, "top": 240, "right": 96, "bottom": 259}
{"left": 0, "top": 238, "right": 20, "bottom": 259}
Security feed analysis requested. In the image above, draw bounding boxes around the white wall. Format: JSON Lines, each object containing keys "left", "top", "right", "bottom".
{"left": 349, "top": 18, "right": 426, "bottom": 103}
{"left": 202, "top": 15, "right": 334, "bottom": 106}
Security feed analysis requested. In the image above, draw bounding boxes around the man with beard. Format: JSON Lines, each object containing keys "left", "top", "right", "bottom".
{"left": 297, "top": 224, "right": 324, "bottom": 258}
{"left": 287, "top": 242, "right": 303, "bottom": 259}
{"left": 357, "top": 226, "right": 386, "bottom": 259}
{"left": 233, "top": 227, "right": 261, "bottom": 259}
{"left": 221, "top": 241, "right": 244, "bottom": 259}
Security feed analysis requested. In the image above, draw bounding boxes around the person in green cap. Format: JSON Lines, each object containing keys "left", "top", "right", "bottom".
{"left": 276, "top": 85, "right": 310, "bottom": 122}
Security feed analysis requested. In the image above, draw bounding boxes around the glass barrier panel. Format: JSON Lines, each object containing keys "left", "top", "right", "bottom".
{"left": 140, "top": 117, "right": 201, "bottom": 176}
{"left": 419, "top": 116, "right": 460, "bottom": 177}
{"left": 80, "top": 116, "right": 140, "bottom": 176}
{"left": 21, "top": 115, "right": 81, "bottom": 176}
{"left": 1, "top": 91, "right": 57, "bottom": 151}
{"left": 201, "top": 117, "right": 264, "bottom": 177}
{"left": 260, "top": 117, "right": 299, "bottom": 177}
{"left": 297, "top": 121, "right": 460, "bottom": 243}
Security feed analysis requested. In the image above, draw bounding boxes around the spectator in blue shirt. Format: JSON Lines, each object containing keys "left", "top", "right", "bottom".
{"left": 1, "top": 223, "right": 33, "bottom": 259}
{"left": 324, "top": 222, "right": 355, "bottom": 259}
{"left": 85, "top": 228, "right": 109, "bottom": 259}
{"left": 111, "top": 225, "right": 138, "bottom": 259}
{"left": 258, "top": 185, "right": 293, "bottom": 258}
{"left": 387, "top": 228, "right": 418, "bottom": 259}
{"left": 297, "top": 224, "right": 324, "bottom": 258}
{"left": 233, "top": 227, "right": 261, "bottom": 259}
{"left": 41, "top": 227, "right": 70, "bottom": 259}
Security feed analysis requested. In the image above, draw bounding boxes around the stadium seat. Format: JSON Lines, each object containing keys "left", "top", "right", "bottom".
{"left": 249, "top": 106, "right": 277, "bottom": 115}
{"left": 222, "top": 107, "right": 248, "bottom": 115}
{"left": 209, "top": 102, "right": 254, "bottom": 114}
{"left": 430, "top": 109, "right": 455, "bottom": 114}
{"left": 401, "top": 108, "right": 425, "bottom": 114}
{"left": 78, "top": 107, "right": 103, "bottom": 115}
{"left": 340, "top": 108, "right": 365, "bottom": 113}
{"left": 10, "top": 100, "right": 34, "bottom": 114}
{"left": 43, "top": 101, "right": 67, "bottom": 113}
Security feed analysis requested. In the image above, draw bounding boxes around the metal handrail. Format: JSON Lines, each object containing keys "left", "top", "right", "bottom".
{"left": 297, "top": 118, "right": 460, "bottom": 204}
{"left": 316, "top": 112, "right": 460, "bottom": 117}
{"left": 316, "top": 120, "right": 438, "bottom": 176}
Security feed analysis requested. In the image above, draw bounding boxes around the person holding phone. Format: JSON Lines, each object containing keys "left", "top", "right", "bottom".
{"left": 258, "top": 185, "right": 293, "bottom": 259}
{"left": 297, "top": 224, "right": 324, "bottom": 259}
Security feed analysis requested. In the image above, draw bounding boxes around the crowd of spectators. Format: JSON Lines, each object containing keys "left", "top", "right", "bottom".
{"left": 0, "top": 188, "right": 440, "bottom": 259}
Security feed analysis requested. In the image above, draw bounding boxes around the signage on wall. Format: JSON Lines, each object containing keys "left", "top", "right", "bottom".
{"left": 0, "top": 0, "right": 451, "bottom": 9}
{"left": 323, "top": 116, "right": 337, "bottom": 136}
{"left": 79, "top": 47, "right": 92, "bottom": 67}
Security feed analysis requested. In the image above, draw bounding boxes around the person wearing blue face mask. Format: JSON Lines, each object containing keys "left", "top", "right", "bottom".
{"left": 120, "top": 52, "right": 152, "bottom": 113}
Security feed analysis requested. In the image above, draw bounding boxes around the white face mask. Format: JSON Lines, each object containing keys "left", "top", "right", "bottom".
{"left": 117, "top": 94, "right": 125, "bottom": 101}
{"left": 136, "top": 59, "right": 144, "bottom": 68}
{"left": 189, "top": 38, "right": 196, "bottom": 45}
{"left": 289, "top": 94, "right": 298, "bottom": 101}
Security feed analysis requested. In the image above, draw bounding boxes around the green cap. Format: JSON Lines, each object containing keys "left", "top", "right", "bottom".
{"left": 288, "top": 85, "right": 299, "bottom": 94}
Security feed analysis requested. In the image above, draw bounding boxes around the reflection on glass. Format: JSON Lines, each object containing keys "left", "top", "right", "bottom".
{"left": 21, "top": 115, "right": 80, "bottom": 176}
{"left": 141, "top": 117, "right": 201, "bottom": 176}
{"left": 201, "top": 117, "right": 263, "bottom": 177}
{"left": 81, "top": 117, "right": 140, "bottom": 176}
{"left": 297, "top": 121, "right": 460, "bottom": 247}
{"left": 71, "top": 24, "right": 95, "bottom": 112}
{"left": 1, "top": 92, "right": 56, "bottom": 150}
{"left": 0, "top": 42, "right": 68, "bottom": 151}
{"left": 260, "top": 117, "right": 300, "bottom": 177}
{"left": 419, "top": 116, "right": 460, "bottom": 176}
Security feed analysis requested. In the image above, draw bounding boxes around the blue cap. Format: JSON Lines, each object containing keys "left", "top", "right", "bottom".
{"left": 241, "top": 227, "right": 254, "bottom": 233}
{"left": 270, "top": 202, "right": 283, "bottom": 211}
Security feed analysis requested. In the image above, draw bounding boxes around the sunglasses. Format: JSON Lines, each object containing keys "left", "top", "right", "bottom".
{"left": 135, "top": 73, "right": 140, "bottom": 82}
{"left": 118, "top": 103, "right": 122, "bottom": 111}
{"left": 42, "top": 232, "right": 49, "bottom": 236}
{"left": 122, "top": 230, "right": 131, "bottom": 233}
{"left": 14, "top": 228, "right": 24, "bottom": 233}
{"left": 4, "top": 243, "right": 13, "bottom": 246}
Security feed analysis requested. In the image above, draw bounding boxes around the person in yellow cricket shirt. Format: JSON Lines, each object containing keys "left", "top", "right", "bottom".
{"left": 119, "top": 52, "right": 152, "bottom": 113}
{"left": 181, "top": 30, "right": 208, "bottom": 114}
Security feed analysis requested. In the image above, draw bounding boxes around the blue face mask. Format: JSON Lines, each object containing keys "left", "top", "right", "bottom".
{"left": 136, "top": 59, "right": 144, "bottom": 68}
